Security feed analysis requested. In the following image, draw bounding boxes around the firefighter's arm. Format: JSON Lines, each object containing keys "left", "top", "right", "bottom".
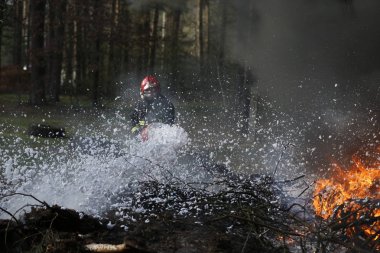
{"left": 131, "top": 120, "right": 146, "bottom": 134}
{"left": 130, "top": 102, "right": 145, "bottom": 134}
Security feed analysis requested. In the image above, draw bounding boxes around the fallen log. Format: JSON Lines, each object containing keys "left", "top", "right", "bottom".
{"left": 85, "top": 238, "right": 153, "bottom": 253}
{"left": 28, "top": 124, "right": 66, "bottom": 138}
{"left": 85, "top": 243, "right": 127, "bottom": 252}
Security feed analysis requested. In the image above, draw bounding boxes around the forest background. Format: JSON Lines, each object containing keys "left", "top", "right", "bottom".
{"left": 0, "top": 0, "right": 379, "bottom": 171}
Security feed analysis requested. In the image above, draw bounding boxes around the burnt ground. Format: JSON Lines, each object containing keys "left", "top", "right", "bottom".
{"left": 0, "top": 206, "right": 288, "bottom": 253}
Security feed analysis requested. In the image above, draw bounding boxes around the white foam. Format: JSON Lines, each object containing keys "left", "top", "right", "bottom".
{"left": 0, "top": 124, "right": 191, "bottom": 218}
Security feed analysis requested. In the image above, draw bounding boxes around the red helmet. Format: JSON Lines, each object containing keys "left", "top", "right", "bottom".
{"left": 140, "top": 75, "right": 160, "bottom": 96}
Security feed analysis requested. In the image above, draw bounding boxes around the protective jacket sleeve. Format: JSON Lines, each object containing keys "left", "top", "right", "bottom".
{"left": 130, "top": 101, "right": 146, "bottom": 134}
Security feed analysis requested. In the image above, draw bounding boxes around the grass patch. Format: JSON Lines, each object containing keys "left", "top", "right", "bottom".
{"left": 0, "top": 94, "right": 90, "bottom": 144}
{"left": 0, "top": 93, "right": 29, "bottom": 104}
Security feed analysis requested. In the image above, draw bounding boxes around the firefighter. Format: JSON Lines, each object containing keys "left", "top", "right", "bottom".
{"left": 130, "top": 76, "right": 175, "bottom": 140}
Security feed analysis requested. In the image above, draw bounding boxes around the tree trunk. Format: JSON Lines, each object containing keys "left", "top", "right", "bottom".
{"left": 46, "top": 0, "right": 67, "bottom": 102}
{"left": 0, "top": 0, "right": 6, "bottom": 67}
{"left": 30, "top": 0, "right": 46, "bottom": 105}
{"left": 92, "top": 0, "right": 103, "bottom": 107}
{"left": 74, "top": 0, "right": 87, "bottom": 97}
{"left": 12, "top": 0, "right": 24, "bottom": 102}
{"left": 26, "top": 0, "right": 32, "bottom": 69}
{"left": 106, "top": 0, "right": 117, "bottom": 98}
{"left": 117, "top": 0, "right": 129, "bottom": 73}
{"left": 136, "top": 10, "right": 150, "bottom": 76}
{"left": 198, "top": 0, "right": 204, "bottom": 75}
{"left": 13, "top": 0, "right": 23, "bottom": 66}
{"left": 64, "top": 0, "right": 74, "bottom": 98}
{"left": 165, "top": 8, "right": 181, "bottom": 91}
{"left": 218, "top": 0, "right": 227, "bottom": 70}
{"left": 53, "top": 0, "right": 67, "bottom": 101}
{"left": 205, "top": 0, "right": 210, "bottom": 60}
{"left": 149, "top": 5, "right": 159, "bottom": 72}
{"left": 46, "top": 0, "right": 53, "bottom": 100}
{"left": 93, "top": 38, "right": 100, "bottom": 107}
{"left": 159, "top": 11, "right": 166, "bottom": 72}
{"left": 142, "top": 11, "right": 150, "bottom": 74}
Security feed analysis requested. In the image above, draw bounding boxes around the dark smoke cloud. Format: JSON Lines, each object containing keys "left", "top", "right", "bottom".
{"left": 227, "top": 0, "right": 380, "bottom": 173}
{"left": 231, "top": 0, "right": 380, "bottom": 113}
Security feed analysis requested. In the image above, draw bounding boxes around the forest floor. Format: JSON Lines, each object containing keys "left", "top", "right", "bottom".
{"left": 0, "top": 206, "right": 289, "bottom": 253}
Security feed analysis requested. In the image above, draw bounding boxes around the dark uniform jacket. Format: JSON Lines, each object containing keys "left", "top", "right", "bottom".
{"left": 130, "top": 94, "right": 175, "bottom": 133}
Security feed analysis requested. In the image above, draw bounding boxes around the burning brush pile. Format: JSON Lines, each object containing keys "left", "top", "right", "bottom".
{"left": 312, "top": 145, "right": 380, "bottom": 252}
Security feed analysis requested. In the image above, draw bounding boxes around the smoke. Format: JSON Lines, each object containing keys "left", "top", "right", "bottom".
{"left": 225, "top": 0, "right": 380, "bottom": 174}
{"left": 230, "top": 0, "right": 380, "bottom": 111}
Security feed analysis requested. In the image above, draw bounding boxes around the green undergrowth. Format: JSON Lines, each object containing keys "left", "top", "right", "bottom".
{"left": 0, "top": 93, "right": 127, "bottom": 138}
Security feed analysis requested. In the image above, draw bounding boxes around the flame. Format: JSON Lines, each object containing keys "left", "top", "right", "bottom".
{"left": 313, "top": 146, "right": 380, "bottom": 244}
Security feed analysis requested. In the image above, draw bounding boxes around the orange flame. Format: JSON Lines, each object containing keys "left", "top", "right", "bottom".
{"left": 313, "top": 146, "right": 380, "bottom": 243}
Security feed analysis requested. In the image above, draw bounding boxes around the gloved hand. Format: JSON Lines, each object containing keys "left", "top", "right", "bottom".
{"left": 140, "top": 126, "right": 149, "bottom": 141}
{"left": 131, "top": 120, "right": 146, "bottom": 135}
